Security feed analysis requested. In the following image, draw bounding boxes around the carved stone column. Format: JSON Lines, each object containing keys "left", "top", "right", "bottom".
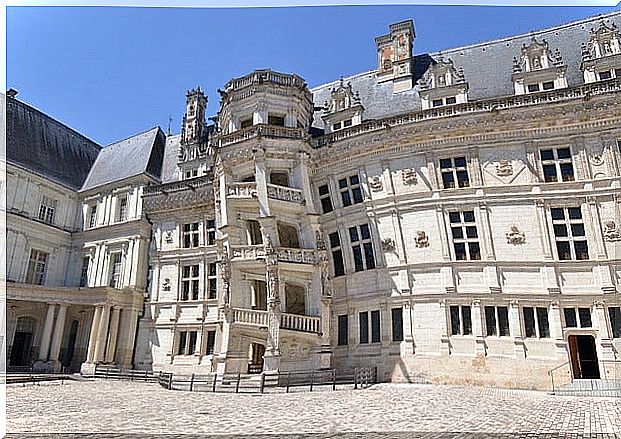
{"left": 119, "top": 308, "right": 139, "bottom": 368}
{"left": 264, "top": 248, "right": 281, "bottom": 371}
{"left": 105, "top": 307, "right": 121, "bottom": 363}
{"left": 471, "top": 300, "right": 486, "bottom": 356}
{"left": 38, "top": 304, "right": 57, "bottom": 361}
{"left": 86, "top": 306, "right": 102, "bottom": 363}
{"left": 253, "top": 148, "right": 270, "bottom": 217}
{"left": 94, "top": 305, "right": 111, "bottom": 363}
{"left": 548, "top": 302, "right": 566, "bottom": 359}
{"left": 508, "top": 301, "right": 525, "bottom": 358}
{"left": 48, "top": 304, "right": 68, "bottom": 368}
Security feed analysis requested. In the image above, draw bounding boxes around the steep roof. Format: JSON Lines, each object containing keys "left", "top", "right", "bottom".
{"left": 311, "top": 11, "right": 621, "bottom": 129}
{"left": 161, "top": 134, "right": 182, "bottom": 184}
{"left": 81, "top": 126, "right": 166, "bottom": 191}
{"left": 6, "top": 96, "right": 101, "bottom": 190}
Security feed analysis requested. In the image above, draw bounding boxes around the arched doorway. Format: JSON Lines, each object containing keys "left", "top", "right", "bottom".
{"left": 248, "top": 343, "right": 265, "bottom": 374}
{"left": 10, "top": 317, "right": 37, "bottom": 367}
{"left": 568, "top": 335, "right": 600, "bottom": 379}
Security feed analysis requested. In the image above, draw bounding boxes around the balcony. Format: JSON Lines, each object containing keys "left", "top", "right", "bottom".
{"left": 219, "top": 124, "right": 307, "bottom": 148}
{"left": 231, "top": 307, "right": 321, "bottom": 335}
{"left": 227, "top": 182, "right": 258, "bottom": 199}
{"left": 230, "top": 245, "right": 266, "bottom": 261}
{"left": 232, "top": 308, "right": 268, "bottom": 327}
{"left": 266, "top": 183, "right": 304, "bottom": 204}
{"left": 229, "top": 245, "right": 319, "bottom": 265}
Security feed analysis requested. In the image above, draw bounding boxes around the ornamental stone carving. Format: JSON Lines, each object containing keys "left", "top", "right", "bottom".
{"left": 506, "top": 225, "right": 526, "bottom": 245}
{"left": 315, "top": 230, "right": 326, "bottom": 250}
{"left": 402, "top": 168, "right": 418, "bottom": 185}
{"left": 414, "top": 230, "right": 429, "bottom": 248}
{"left": 603, "top": 220, "right": 621, "bottom": 241}
{"left": 162, "top": 278, "right": 171, "bottom": 291}
{"left": 590, "top": 154, "right": 604, "bottom": 166}
{"left": 381, "top": 237, "right": 396, "bottom": 252}
{"left": 495, "top": 160, "right": 514, "bottom": 177}
{"left": 369, "top": 175, "right": 383, "bottom": 192}
{"left": 164, "top": 231, "right": 174, "bottom": 244}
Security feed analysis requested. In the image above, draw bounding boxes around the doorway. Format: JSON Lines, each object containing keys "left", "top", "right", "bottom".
{"left": 10, "top": 317, "right": 36, "bottom": 367}
{"left": 248, "top": 343, "right": 265, "bottom": 374}
{"left": 568, "top": 335, "right": 600, "bottom": 379}
{"left": 62, "top": 320, "right": 80, "bottom": 371}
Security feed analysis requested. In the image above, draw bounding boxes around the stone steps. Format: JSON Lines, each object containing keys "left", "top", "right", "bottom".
{"left": 556, "top": 379, "right": 621, "bottom": 397}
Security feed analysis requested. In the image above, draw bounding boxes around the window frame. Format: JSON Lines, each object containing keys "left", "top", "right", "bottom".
{"left": 484, "top": 305, "right": 510, "bottom": 337}
{"left": 391, "top": 307, "right": 404, "bottom": 342}
{"left": 25, "top": 249, "right": 49, "bottom": 285}
{"left": 449, "top": 305, "right": 473, "bottom": 336}
{"left": 206, "top": 219, "right": 216, "bottom": 246}
{"left": 440, "top": 156, "right": 470, "bottom": 189}
{"left": 338, "top": 174, "right": 363, "bottom": 207}
{"left": 337, "top": 314, "right": 348, "bottom": 346}
{"left": 182, "top": 222, "right": 200, "bottom": 249}
{"left": 540, "top": 147, "right": 575, "bottom": 183}
{"left": 329, "top": 231, "right": 345, "bottom": 277}
{"left": 116, "top": 195, "right": 128, "bottom": 223}
{"left": 207, "top": 262, "right": 217, "bottom": 299}
{"left": 38, "top": 195, "right": 57, "bottom": 225}
{"left": 448, "top": 210, "right": 481, "bottom": 261}
{"left": 349, "top": 224, "right": 376, "bottom": 272}
{"left": 550, "top": 206, "right": 589, "bottom": 261}
{"left": 180, "top": 264, "right": 200, "bottom": 301}
{"left": 108, "top": 252, "right": 123, "bottom": 289}
{"left": 523, "top": 306, "right": 550, "bottom": 339}
{"left": 318, "top": 184, "right": 334, "bottom": 214}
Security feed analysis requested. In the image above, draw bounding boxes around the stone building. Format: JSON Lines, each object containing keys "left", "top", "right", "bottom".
{"left": 5, "top": 11, "right": 621, "bottom": 389}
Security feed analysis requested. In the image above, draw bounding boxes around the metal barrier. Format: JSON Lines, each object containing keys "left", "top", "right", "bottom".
{"left": 92, "top": 364, "right": 158, "bottom": 382}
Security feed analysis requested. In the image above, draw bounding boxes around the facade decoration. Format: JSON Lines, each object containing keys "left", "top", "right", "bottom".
{"left": 512, "top": 38, "right": 568, "bottom": 95}
{"left": 414, "top": 231, "right": 429, "bottom": 248}
{"left": 162, "top": 278, "right": 171, "bottom": 291}
{"left": 381, "top": 237, "right": 396, "bottom": 252}
{"left": 581, "top": 22, "right": 621, "bottom": 83}
{"left": 321, "top": 78, "right": 365, "bottom": 133}
{"left": 495, "top": 160, "right": 514, "bottom": 177}
{"left": 506, "top": 225, "right": 526, "bottom": 245}
{"left": 369, "top": 175, "right": 384, "bottom": 192}
{"left": 418, "top": 57, "right": 469, "bottom": 110}
{"left": 375, "top": 20, "right": 416, "bottom": 92}
{"left": 603, "top": 220, "right": 621, "bottom": 241}
{"left": 402, "top": 168, "right": 418, "bottom": 185}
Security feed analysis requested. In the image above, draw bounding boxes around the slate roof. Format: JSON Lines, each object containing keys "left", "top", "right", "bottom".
{"left": 6, "top": 96, "right": 101, "bottom": 190}
{"left": 161, "top": 134, "right": 182, "bottom": 184}
{"left": 310, "top": 11, "right": 621, "bottom": 130}
{"left": 81, "top": 126, "right": 166, "bottom": 191}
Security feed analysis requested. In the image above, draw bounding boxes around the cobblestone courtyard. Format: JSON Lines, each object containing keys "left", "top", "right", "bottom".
{"left": 6, "top": 380, "right": 621, "bottom": 437}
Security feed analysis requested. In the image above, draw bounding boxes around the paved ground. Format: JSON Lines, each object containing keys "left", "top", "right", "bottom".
{"left": 5, "top": 379, "right": 621, "bottom": 438}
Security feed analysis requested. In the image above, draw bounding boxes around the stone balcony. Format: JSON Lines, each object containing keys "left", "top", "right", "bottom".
{"left": 226, "top": 182, "right": 258, "bottom": 199}
{"left": 230, "top": 307, "right": 321, "bottom": 335}
{"left": 142, "top": 176, "right": 213, "bottom": 212}
{"left": 218, "top": 124, "right": 307, "bottom": 148}
{"left": 229, "top": 245, "right": 320, "bottom": 265}
{"left": 266, "top": 183, "right": 304, "bottom": 204}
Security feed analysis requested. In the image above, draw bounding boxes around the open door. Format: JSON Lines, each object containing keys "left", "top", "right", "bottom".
{"left": 568, "top": 335, "right": 600, "bottom": 379}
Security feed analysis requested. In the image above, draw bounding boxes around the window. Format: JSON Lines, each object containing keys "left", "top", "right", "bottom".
{"left": 432, "top": 98, "right": 443, "bottom": 107}
{"left": 540, "top": 147, "right": 574, "bottom": 182}
{"left": 339, "top": 175, "right": 363, "bottom": 207}
{"left": 609, "top": 307, "right": 621, "bottom": 338}
{"left": 333, "top": 122, "right": 342, "bottom": 131}
{"left": 184, "top": 169, "right": 199, "bottom": 180}
{"left": 551, "top": 207, "right": 589, "bottom": 260}
{"left": 449, "top": 210, "right": 481, "bottom": 261}
{"left": 208, "top": 263, "right": 217, "bottom": 299}
{"left": 109, "top": 253, "right": 122, "bottom": 289}
{"left": 449, "top": 305, "right": 472, "bottom": 336}
{"left": 181, "top": 265, "right": 199, "bottom": 301}
{"left": 268, "top": 114, "right": 285, "bottom": 126}
{"left": 359, "top": 312, "right": 369, "bottom": 344}
{"left": 392, "top": 307, "right": 404, "bottom": 342}
{"left": 343, "top": 119, "right": 352, "bottom": 128}
{"left": 440, "top": 157, "right": 470, "bottom": 189}
{"left": 240, "top": 118, "right": 253, "bottom": 129}
{"left": 337, "top": 315, "right": 348, "bottom": 346}
{"left": 79, "top": 256, "right": 90, "bottom": 287}
{"left": 205, "top": 330, "right": 217, "bottom": 355}
{"left": 349, "top": 224, "right": 375, "bottom": 272}
{"left": 598, "top": 70, "right": 612, "bottom": 81}
{"left": 206, "top": 219, "right": 216, "bottom": 245}
{"left": 182, "top": 222, "right": 200, "bottom": 248}
{"left": 329, "top": 232, "right": 345, "bottom": 277}
{"left": 246, "top": 220, "right": 263, "bottom": 245}
{"left": 318, "top": 184, "right": 334, "bottom": 214}
{"left": 116, "top": 196, "right": 128, "bottom": 222}
{"left": 528, "top": 83, "right": 540, "bottom": 93}
{"left": 38, "top": 196, "right": 56, "bottom": 225}
{"left": 270, "top": 171, "right": 289, "bottom": 187}
{"left": 371, "top": 310, "right": 381, "bottom": 343}
{"left": 523, "top": 307, "right": 550, "bottom": 338}
{"left": 485, "top": 306, "right": 510, "bottom": 337}
{"left": 445, "top": 96, "right": 457, "bottom": 105}
{"left": 177, "top": 331, "right": 198, "bottom": 355}
{"left": 563, "top": 307, "right": 592, "bottom": 328}
{"left": 88, "top": 204, "right": 98, "bottom": 229}
{"left": 542, "top": 81, "right": 555, "bottom": 91}
{"left": 25, "top": 249, "right": 48, "bottom": 285}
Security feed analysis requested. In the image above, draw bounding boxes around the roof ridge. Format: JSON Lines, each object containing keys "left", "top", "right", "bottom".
{"left": 104, "top": 126, "right": 161, "bottom": 148}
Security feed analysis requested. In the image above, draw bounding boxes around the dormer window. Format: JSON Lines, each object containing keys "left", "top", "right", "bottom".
{"left": 581, "top": 23, "right": 621, "bottom": 84}
{"left": 322, "top": 78, "right": 365, "bottom": 134}
{"left": 418, "top": 57, "right": 468, "bottom": 110}
{"left": 512, "top": 38, "right": 567, "bottom": 95}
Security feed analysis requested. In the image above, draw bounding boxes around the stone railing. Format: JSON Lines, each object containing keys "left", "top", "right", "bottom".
{"left": 230, "top": 245, "right": 266, "bottom": 260}
{"left": 226, "top": 182, "right": 258, "bottom": 198}
{"left": 312, "top": 77, "right": 621, "bottom": 148}
{"left": 276, "top": 247, "right": 318, "bottom": 264}
{"left": 143, "top": 176, "right": 212, "bottom": 196}
{"left": 225, "top": 70, "right": 306, "bottom": 92}
{"left": 280, "top": 313, "right": 321, "bottom": 334}
{"left": 219, "top": 124, "right": 306, "bottom": 147}
{"left": 232, "top": 308, "right": 269, "bottom": 327}
{"left": 266, "top": 183, "right": 304, "bottom": 204}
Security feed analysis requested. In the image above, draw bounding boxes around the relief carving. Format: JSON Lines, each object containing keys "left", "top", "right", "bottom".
{"left": 590, "top": 154, "right": 604, "bottom": 166}
{"left": 369, "top": 175, "right": 383, "bottom": 192}
{"left": 164, "top": 231, "right": 174, "bottom": 244}
{"left": 506, "top": 225, "right": 526, "bottom": 245}
{"left": 402, "top": 168, "right": 418, "bottom": 185}
{"left": 381, "top": 237, "right": 396, "bottom": 252}
{"left": 414, "top": 230, "right": 429, "bottom": 248}
{"left": 162, "top": 278, "right": 171, "bottom": 291}
{"left": 495, "top": 160, "right": 514, "bottom": 177}
{"left": 603, "top": 220, "right": 621, "bottom": 241}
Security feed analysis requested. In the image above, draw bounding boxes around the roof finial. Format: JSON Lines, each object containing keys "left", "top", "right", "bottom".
{"left": 167, "top": 114, "right": 173, "bottom": 136}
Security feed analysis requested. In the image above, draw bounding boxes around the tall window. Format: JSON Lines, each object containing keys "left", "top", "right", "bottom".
{"left": 551, "top": 207, "right": 589, "bottom": 260}
{"left": 339, "top": 175, "right": 363, "bottom": 207}
{"left": 371, "top": 310, "right": 381, "bottom": 343}
{"left": 563, "top": 307, "right": 592, "bottom": 328}
{"left": 449, "top": 211, "right": 481, "bottom": 260}
{"left": 25, "top": 249, "right": 48, "bottom": 285}
{"left": 450, "top": 305, "right": 472, "bottom": 336}
{"left": 182, "top": 222, "right": 200, "bottom": 248}
{"left": 337, "top": 314, "right": 348, "bottom": 346}
{"left": 38, "top": 196, "right": 56, "bottom": 225}
{"left": 116, "top": 196, "right": 128, "bottom": 222}
{"left": 329, "top": 232, "right": 345, "bottom": 277}
{"left": 523, "top": 307, "right": 550, "bottom": 338}
{"left": 609, "top": 307, "right": 621, "bottom": 339}
{"left": 109, "top": 253, "right": 122, "bottom": 289}
{"left": 391, "top": 307, "right": 404, "bottom": 342}
{"left": 349, "top": 224, "right": 375, "bottom": 272}
{"left": 246, "top": 220, "right": 263, "bottom": 245}
{"left": 540, "top": 148, "right": 574, "bottom": 182}
{"left": 318, "top": 184, "right": 334, "bottom": 214}
{"left": 181, "top": 265, "right": 200, "bottom": 301}
{"left": 88, "top": 204, "right": 98, "bottom": 229}
{"left": 440, "top": 157, "right": 470, "bottom": 189}
{"left": 208, "top": 263, "right": 217, "bottom": 299}
{"left": 359, "top": 312, "right": 369, "bottom": 344}
{"left": 177, "top": 331, "right": 197, "bottom": 355}
{"left": 206, "top": 219, "right": 216, "bottom": 245}
{"left": 79, "top": 256, "right": 90, "bottom": 287}
{"left": 205, "top": 330, "right": 217, "bottom": 354}
{"left": 485, "top": 306, "right": 510, "bottom": 337}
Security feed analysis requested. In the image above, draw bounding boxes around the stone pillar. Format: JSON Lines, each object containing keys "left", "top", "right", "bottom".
{"left": 94, "top": 305, "right": 111, "bottom": 363}
{"left": 48, "top": 304, "right": 68, "bottom": 365}
{"left": 119, "top": 309, "right": 139, "bottom": 368}
{"left": 508, "top": 301, "right": 525, "bottom": 358}
{"left": 401, "top": 300, "right": 415, "bottom": 356}
{"left": 548, "top": 302, "right": 566, "bottom": 358}
{"left": 38, "top": 304, "right": 57, "bottom": 361}
{"left": 105, "top": 308, "right": 121, "bottom": 363}
{"left": 254, "top": 149, "right": 270, "bottom": 217}
{"left": 86, "top": 306, "right": 103, "bottom": 363}
{"left": 472, "top": 300, "right": 486, "bottom": 356}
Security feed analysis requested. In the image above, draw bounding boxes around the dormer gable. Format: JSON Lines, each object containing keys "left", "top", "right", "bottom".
{"left": 321, "top": 78, "right": 365, "bottom": 133}
{"left": 511, "top": 37, "right": 567, "bottom": 95}
{"left": 418, "top": 57, "right": 469, "bottom": 110}
{"left": 581, "top": 22, "right": 621, "bottom": 83}
{"left": 375, "top": 20, "right": 416, "bottom": 93}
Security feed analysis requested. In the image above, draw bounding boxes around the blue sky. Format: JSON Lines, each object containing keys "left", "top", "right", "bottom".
{"left": 7, "top": 5, "right": 618, "bottom": 145}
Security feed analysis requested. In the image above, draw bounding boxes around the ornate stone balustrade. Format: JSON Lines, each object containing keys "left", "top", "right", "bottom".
{"left": 225, "top": 70, "right": 307, "bottom": 93}
{"left": 143, "top": 176, "right": 212, "bottom": 196}
{"left": 276, "top": 247, "right": 318, "bottom": 264}
{"left": 219, "top": 124, "right": 306, "bottom": 147}
{"left": 227, "top": 182, "right": 258, "bottom": 198}
{"left": 266, "top": 183, "right": 304, "bottom": 204}
{"left": 232, "top": 308, "right": 268, "bottom": 327}
{"left": 313, "top": 77, "right": 621, "bottom": 148}
{"left": 280, "top": 313, "right": 322, "bottom": 334}
{"left": 230, "top": 245, "right": 266, "bottom": 260}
